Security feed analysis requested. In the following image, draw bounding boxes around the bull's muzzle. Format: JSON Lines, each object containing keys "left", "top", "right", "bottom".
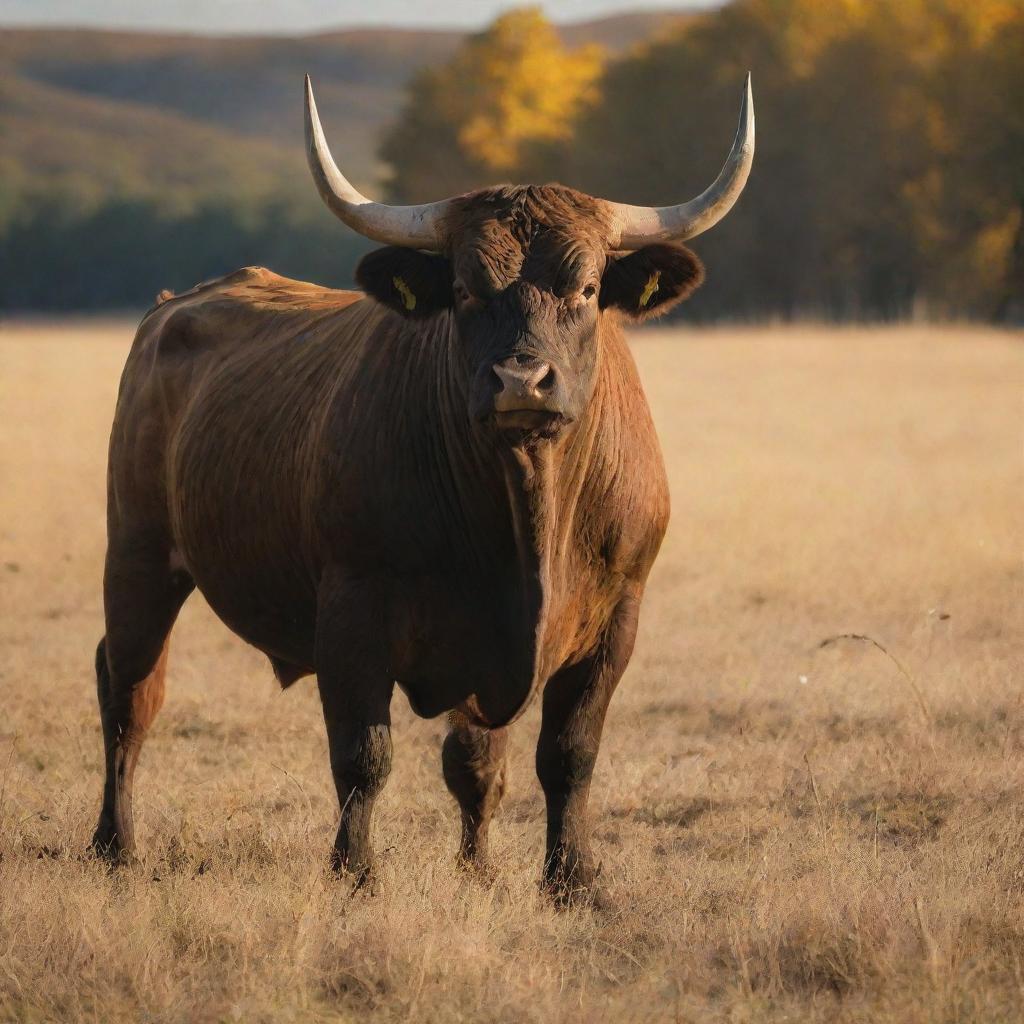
{"left": 490, "top": 355, "right": 563, "bottom": 431}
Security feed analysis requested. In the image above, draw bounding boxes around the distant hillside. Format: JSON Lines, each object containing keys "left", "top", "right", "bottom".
{"left": 0, "top": 70, "right": 301, "bottom": 206}
{"left": 0, "top": 10, "right": 697, "bottom": 201}
{"left": 0, "top": 9, "right": 703, "bottom": 312}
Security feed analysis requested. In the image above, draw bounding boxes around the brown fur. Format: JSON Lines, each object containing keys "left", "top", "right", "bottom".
{"left": 91, "top": 185, "right": 704, "bottom": 899}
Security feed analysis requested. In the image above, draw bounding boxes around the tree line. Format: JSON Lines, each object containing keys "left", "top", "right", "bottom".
{"left": 383, "top": 2, "right": 1024, "bottom": 322}
{"left": 0, "top": 192, "right": 372, "bottom": 312}
{"left": 2, "top": 1, "right": 1020, "bottom": 320}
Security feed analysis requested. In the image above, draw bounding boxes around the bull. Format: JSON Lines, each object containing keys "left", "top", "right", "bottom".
{"left": 90, "top": 74, "right": 754, "bottom": 901}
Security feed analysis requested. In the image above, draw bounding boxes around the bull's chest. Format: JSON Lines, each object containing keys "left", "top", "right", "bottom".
{"left": 387, "top": 554, "right": 620, "bottom": 727}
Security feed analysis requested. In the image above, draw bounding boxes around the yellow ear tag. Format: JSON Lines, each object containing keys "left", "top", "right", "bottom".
{"left": 639, "top": 270, "right": 661, "bottom": 308}
{"left": 393, "top": 276, "right": 417, "bottom": 311}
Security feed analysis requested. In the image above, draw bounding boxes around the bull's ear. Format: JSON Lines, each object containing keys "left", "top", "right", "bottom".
{"left": 600, "top": 244, "right": 704, "bottom": 320}
{"left": 355, "top": 247, "right": 453, "bottom": 318}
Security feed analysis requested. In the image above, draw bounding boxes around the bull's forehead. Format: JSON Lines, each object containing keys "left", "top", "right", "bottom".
{"left": 443, "top": 185, "right": 614, "bottom": 297}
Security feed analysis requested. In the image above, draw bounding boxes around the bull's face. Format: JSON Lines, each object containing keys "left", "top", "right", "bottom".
{"left": 304, "top": 74, "right": 752, "bottom": 441}
{"left": 354, "top": 186, "right": 704, "bottom": 440}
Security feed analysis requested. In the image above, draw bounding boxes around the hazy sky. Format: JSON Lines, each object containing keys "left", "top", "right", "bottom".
{"left": 0, "top": 0, "right": 717, "bottom": 34}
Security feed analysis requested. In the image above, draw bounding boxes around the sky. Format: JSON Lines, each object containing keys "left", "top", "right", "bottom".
{"left": 0, "top": 0, "right": 716, "bottom": 34}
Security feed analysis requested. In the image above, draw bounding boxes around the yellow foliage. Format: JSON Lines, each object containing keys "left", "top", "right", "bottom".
{"left": 957, "top": 210, "right": 1022, "bottom": 308}
{"left": 739, "top": 0, "right": 1022, "bottom": 76}
{"left": 384, "top": 0, "right": 1023, "bottom": 318}
{"left": 427, "top": 8, "right": 603, "bottom": 173}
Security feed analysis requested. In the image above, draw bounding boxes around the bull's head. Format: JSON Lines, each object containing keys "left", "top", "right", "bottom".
{"left": 304, "top": 75, "right": 754, "bottom": 440}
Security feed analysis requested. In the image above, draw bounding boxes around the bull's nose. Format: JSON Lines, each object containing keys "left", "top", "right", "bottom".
{"left": 492, "top": 356, "right": 556, "bottom": 412}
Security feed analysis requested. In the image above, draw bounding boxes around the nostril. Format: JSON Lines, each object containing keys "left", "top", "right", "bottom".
{"left": 492, "top": 358, "right": 554, "bottom": 398}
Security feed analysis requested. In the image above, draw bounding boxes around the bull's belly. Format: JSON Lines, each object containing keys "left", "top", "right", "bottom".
{"left": 183, "top": 551, "right": 319, "bottom": 677}
{"left": 183, "top": 556, "right": 581, "bottom": 726}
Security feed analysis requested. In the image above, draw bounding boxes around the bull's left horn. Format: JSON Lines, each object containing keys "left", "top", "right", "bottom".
{"left": 606, "top": 73, "right": 755, "bottom": 249}
{"left": 304, "top": 75, "right": 448, "bottom": 250}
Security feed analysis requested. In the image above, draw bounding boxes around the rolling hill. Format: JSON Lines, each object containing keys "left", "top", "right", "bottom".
{"left": 0, "top": 11, "right": 697, "bottom": 202}
{"left": 0, "top": 10, "right": 703, "bottom": 310}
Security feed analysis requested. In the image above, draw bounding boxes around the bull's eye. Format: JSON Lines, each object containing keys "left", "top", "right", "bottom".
{"left": 582, "top": 284, "right": 597, "bottom": 301}
{"left": 453, "top": 280, "right": 471, "bottom": 305}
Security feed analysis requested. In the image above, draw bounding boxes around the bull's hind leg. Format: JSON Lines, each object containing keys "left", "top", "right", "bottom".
{"left": 442, "top": 712, "right": 508, "bottom": 871}
{"left": 91, "top": 541, "right": 194, "bottom": 861}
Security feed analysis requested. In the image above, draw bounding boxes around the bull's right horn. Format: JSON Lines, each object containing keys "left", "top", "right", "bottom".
{"left": 304, "top": 75, "right": 449, "bottom": 250}
{"left": 606, "top": 74, "right": 755, "bottom": 249}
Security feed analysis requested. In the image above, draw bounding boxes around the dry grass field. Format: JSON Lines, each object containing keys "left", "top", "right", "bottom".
{"left": 0, "top": 320, "right": 1021, "bottom": 1023}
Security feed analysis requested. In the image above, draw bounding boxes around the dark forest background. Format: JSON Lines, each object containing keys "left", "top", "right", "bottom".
{"left": 1, "top": 0, "right": 1021, "bottom": 320}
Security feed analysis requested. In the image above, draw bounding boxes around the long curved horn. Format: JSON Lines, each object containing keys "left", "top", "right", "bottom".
{"left": 607, "top": 73, "right": 755, "bottom": 249}
{"left": 304, "top": 75, "right": 448, "bottom": 250}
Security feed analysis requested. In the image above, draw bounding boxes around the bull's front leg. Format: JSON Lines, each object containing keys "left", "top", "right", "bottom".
{"left": 316, "top": 573, "right": 394, "bottom": 888}
{"left": 536, "top": 592, "right": 641, "bottom": 904}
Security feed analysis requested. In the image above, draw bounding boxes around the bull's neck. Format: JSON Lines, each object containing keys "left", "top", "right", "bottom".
{"left": 433, "top": 318, "right": 615, "bottom": 676}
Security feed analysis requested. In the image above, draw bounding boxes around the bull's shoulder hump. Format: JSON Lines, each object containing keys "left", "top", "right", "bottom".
{"left": 132, "top": 267, "right": 367, "bottom": 363}
{"left": 214, "top": 266, "right": 366, "bottom": 313}
{"left": 147, "top": 266, "right": 365, "bottom": 320}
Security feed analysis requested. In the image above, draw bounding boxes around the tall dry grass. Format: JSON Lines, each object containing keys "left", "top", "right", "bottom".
{"left": 0, "top": 321, "right": 1021, "bottom": 1023}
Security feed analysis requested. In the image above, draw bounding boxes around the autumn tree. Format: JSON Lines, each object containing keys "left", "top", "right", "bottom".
{"left": 923, "top": 1, "right": 1024, "bottom": 318}
{"left": 380, "top": 8, "right": 603, "bottom": 202}
{"left": 526, "top": 0, "right": 1023, "bottom": 320}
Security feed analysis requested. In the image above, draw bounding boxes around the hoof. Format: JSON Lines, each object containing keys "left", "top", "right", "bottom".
{"left": 544, "top": 880, "right": 612, "bottom": 911}
{"left": 330, "top": 852, "right": 379, "bottom": 894}
{"left": 456, "top": 853, "right": 499, "bottom": 885}
{"left": 88, "top": 841, "right": 139, "bottom": 870}
{"left": 89, "top": 824, "right": 138, "bottom": 867}
{"left": 542, "top": 859, "right": 606, "bottom": 910}
{"left": 545, "top": 880, "right": 589, "bottom": 908}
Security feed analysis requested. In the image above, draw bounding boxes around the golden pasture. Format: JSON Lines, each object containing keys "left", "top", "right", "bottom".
{"left": 0, "top": 321, "right": 1020, "bottom": 1023}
